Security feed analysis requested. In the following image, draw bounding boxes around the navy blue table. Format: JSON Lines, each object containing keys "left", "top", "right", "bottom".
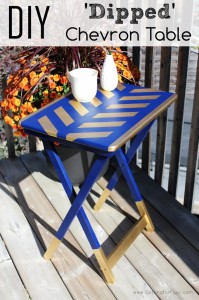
{"left": 20, "top": 83, "right": 176, "bottom": 283}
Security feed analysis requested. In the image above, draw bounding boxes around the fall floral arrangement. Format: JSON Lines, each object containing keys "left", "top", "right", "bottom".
{"left": 0, "top": 47, "right": 140, "bottom": 137}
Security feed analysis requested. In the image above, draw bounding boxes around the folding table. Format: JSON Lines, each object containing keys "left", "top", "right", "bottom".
{"left": 20, "top": 83, "right": 177, "bottom": 283}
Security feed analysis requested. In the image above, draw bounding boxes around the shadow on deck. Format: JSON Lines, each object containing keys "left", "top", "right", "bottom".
{"left": 0, "top": 151, "right": 198, "bottom": 300}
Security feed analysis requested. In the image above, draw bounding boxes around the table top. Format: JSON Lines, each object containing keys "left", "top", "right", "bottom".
{"left": 20, "top": 83, "right": 177, "bottom": 152}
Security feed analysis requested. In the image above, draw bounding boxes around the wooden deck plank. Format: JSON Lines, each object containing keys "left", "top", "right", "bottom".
{"left": 130, "top": 163, "right": 199, "bottom": 251}
{"left": 85, "top": 183, "right": 199, "bottom": 299}
{"left": 0, "top": 237, "right": 30, "bottom": 300}
{"left": 0, "top": 161, "right": 72, "bottom": 300}
{"left": 1, "top": 151, "right": 199, "bottom": 299}
{"left": 0, "top": 157, "right": 115, "bottom": 300}
{"left": 22, "top": 152, "right": 158, "bottom": 300}
{"left": 98, "top": 169, "right": 199, "bottom": 294}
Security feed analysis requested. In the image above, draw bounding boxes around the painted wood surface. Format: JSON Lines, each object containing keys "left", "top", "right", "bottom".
{"left": 22, "top": 152, "right": 199, "bottom": 298}
{"left": 0, "top": 151, "right": 198, "bottom": 299}
{"left": 184, "top": 54, "right": 199, "bottom": 211}
{"left": 11, "top": 155, "right": 115, "bottom": 300}
{"left": 0, "top": 237, "right": 29, "bottom": 300}
{"left": 98, "top": 172, "right": 199, "bottom": 294}
{"left": 22, "top": 151, "right": 158, "bottom": 300}
{"left": 168, "top": 47, "right": 189, "bottom": 197}
{"left": 155, "top": 47, "right": 172, "bottom": 184}
{"left": 0, "top": 159, "right": 72, "bottom": 300}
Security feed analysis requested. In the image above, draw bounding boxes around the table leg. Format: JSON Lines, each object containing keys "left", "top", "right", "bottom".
{"left": 43, "top": 141, "right": 115, "bottom": 282}
{"left": 115, "top": 148, "right": 154, "bottom": 232}
{"left": 94, "top": 121, "right": 154, "bottom": 211}
{"left": 94, "top": 148, "right": 154, "bottom": 278}
{"left": 91, "top": 149, "right": 154, "bottom": 274}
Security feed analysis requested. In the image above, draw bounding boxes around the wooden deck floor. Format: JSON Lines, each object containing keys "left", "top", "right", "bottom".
{"left": 0, "top": 151, "right": 199, "bottom": 300}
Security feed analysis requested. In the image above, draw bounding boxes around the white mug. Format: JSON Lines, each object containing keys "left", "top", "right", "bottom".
{"left": 68, "top": 68, "right": 98, "bottom": 102}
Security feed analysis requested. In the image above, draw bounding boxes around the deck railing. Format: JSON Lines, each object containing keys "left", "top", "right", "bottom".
{"left": 1, "top": 46, "right": 199, "bottom": 213}
{"left": 132, "top": 46, "right": 199, "bottom": 213}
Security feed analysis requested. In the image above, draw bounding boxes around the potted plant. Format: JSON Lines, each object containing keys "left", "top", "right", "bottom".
{"left": 0, "top": 46, "right": 140, "bottom": 184}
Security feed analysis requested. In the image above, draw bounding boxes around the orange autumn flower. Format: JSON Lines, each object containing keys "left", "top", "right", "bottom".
{"left": 23, "top": 84, "right": 31, "bottom": 91}
{"left": 50, "top": 91, "right": 57, "bottom": 99}
{"left": 10, "top": 89, "right": 18, "bottom": 96}
{"left": 20, "top": 104, "right": 27, "bottom": 112}
{"left": 30, "top": 77, "right": 39, "bottom": 86}
{"left": 53, "top": 74, "right": 60, "bottom": 82}
{"left": 43, "top": 90, "right": 49, "bottom": 97}
{"left": 7, "top": 75, "right": 13, "bottom": 85}
{"left": 49, "top": 81, "right": 56, "bottom": 89}
{"left": 60, "top": 76, "right": 68, "bottom": 84}
{"left": 118, "top": 75, "right": 123, "bottom": 83}
{"left": 14, "top": 130, "right": 22, "bottom": 137}
{"left": 56, "top": 86, "right": 63, "bottom": 92}
{"left": 43, "top": 98, "right": 50, "bottom": 105}
{"left": 123, "top": 70, "right": 132, "bottom": 79}
{"left": 12, "top": 97, "right": 21, "bottom": 107}
{"left": 27, "top": 106, "right": 34, "bottom": 113}
{"left": 41, "top": 66, "right": 47, "bottom": 72}
{"left": 14, "top": 115, "right": 20, "bottom": 122}
{"left": 38, "top": 72, "right": 44, "bottom": 78}
{"left": 19, "top": 77, "right": 28, "bottom": 89}
{"left": 122, "top": 60, "right": 128, "bottom": 66}
{"left": 20, "top": 112, "right": 28, "bottom": 119}
{"left": 29, "top": 71, "right": 37, "bottom": 79}
{"left": 1, "top": 100, "right": 8, "bottom": 108}
{"left": 18, "top": 58, "right": 26, "bottom": 64}
{"left": 4, "top": 115, "right": 14, "bottom": 126}
{"left": 27, "top": 95, "right": 33, "bottom": 102}
{"left": 41, "top": 57, "right": 49, "bottom": 64}
{"left": 2, "top": 49, "right": 139, "bottom": 137}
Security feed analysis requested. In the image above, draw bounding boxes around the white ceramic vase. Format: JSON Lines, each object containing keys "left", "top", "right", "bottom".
{"left": 68, "top": 68, "right": 98, "bottom": 102}
{"left": 100, "top": 54, "right": 118, "bottom": 91}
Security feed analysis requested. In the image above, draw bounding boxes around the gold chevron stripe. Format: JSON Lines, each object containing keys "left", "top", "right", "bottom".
{"left": 93, "top": 112, "right": 137, "bottom": 118}
{"left": 131, "top": 88, "right": 158, "bottom": 93}
{"left": 107, "top": 103, "right": 149, "bottom": 109}
{"left": 99, "top": 89, "right": 114, "bottom": 99}
{"left": 54, "top": 106, "right": 74, "bottom": 126}
{"left": 38, "top": 116, "right": 58, "bottom": 137}
{"left": 66, "top": 131, "right": 113, "bottom": 142}
{"left": 91, "top": 97, "right": 102, "bottom": 107}
{"left": 69, "top": 99, "right": 89, "bottom": 116}
{"left": 79, "top": 121, "right": 126, "bottom": 128}
{"left": 108, "top": 94, "right": 177, "bottom": 152}
{"left": 117, "top": 83, "right": 126, "bottom": 91}
{"left": 120, "top": 95, "right": 160, "bottom": 101}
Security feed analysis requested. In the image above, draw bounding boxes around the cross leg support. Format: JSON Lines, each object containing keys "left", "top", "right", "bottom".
{"left": 93, "top": 147, "right": 155, "bottom": 283}
{"left": 115, "top": 148, "right": 154, "bottom": 232}
{"left": 43, "top": 140, "right": 110, "bottom": 260}
{"left": 92, "top": 209, "right": 150, "bottom": 283}
{"left": 94, "top": 121, "right": 154, "bottom": 211}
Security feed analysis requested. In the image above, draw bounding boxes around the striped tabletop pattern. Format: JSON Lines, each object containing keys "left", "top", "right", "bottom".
{"left": 21, "top": 83, "right": 176, "bottom": 152}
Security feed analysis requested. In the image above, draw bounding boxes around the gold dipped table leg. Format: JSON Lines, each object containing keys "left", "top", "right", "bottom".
{"left": 93, "top": 203, "right": 153, "bottom": 283}
{"left": 44, "top": 237, "right": 62, "bottom": 260}
{"left": 94, "top": 248, "right": 115, "bottom": 284}
{"left": 94, "top": 188, "right": 111, "bottom": 211}
{"left": 136, "top": 200, "right": 155, "bottom": 232}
